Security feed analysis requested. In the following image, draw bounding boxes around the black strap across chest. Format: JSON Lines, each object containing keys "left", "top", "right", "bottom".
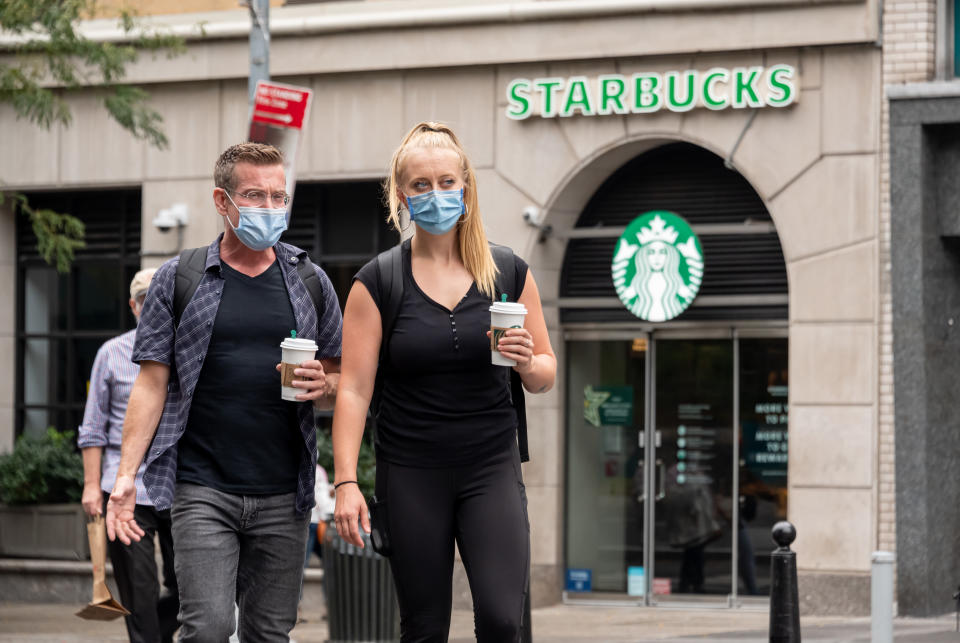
{"left": 173, "top": 246, "right": 324, "bottom": 329}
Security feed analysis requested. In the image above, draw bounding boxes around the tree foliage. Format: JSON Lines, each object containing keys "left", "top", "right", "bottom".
{"left": 0, "top": 0, "right": 185, "bottom": 272}
{"left": 0, "top": 428, "right": 84, "bottom": 505}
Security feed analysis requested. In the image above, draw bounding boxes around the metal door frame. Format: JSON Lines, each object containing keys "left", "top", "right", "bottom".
{"left": 563, "top": 324, "right": 787, "bottom": 608}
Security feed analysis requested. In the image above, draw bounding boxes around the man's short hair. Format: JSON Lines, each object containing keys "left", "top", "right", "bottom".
{"left": 214, "top": 143, "right": 284, "bottom": 190}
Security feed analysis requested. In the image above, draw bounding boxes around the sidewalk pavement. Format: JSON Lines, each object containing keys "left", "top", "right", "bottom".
{"left": 1, "top": 601, "right": 957, "bottom": 642}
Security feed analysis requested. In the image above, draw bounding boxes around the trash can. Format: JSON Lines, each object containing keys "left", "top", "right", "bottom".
{"left": 323, "top": 521, "right": 400, "bottom": 642}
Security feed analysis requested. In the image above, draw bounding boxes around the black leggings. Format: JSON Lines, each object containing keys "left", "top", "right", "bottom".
{"left": 376, "top": 442, "right": 530, "bottom": 643}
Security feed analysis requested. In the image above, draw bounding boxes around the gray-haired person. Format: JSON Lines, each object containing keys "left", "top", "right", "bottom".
{"left": 79, "top": 268, "right": 180, "bottom": 643}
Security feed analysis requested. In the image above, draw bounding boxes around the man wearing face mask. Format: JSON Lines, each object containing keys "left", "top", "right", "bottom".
{"left": 79, "top": 268, "right": 180, "bottom": 643}
{"left": 106, "top": 143, "right": 343, "bottom": 642}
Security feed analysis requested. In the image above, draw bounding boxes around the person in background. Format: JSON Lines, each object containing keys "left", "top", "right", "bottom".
{"left": 306, "top": 462, "right": 335, "bottom": 568}
{"left": 298, "top": 461, "right": 335, "bottom": 623}
{"left": 78, "top": 268, "right": 179, "bottom": 643}
{"left": 332, "top": 121, "right": 556, "bottom": 642}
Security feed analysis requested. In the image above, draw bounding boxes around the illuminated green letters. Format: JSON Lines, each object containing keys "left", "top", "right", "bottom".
{"left": 505, "top": 65, "right": 797, "bottom": 120}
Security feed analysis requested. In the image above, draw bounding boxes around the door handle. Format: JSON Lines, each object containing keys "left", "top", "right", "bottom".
{"left": 655, "top": 458, "right": 666, "bottom": 501}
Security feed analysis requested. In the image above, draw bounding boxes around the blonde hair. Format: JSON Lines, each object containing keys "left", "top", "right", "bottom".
{"left": 384, "top": 121, "right": 498, "bottom": 298}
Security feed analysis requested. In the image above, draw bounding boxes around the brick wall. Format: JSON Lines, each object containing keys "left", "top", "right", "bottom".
{"left": 878, "top": 0, "right": 937, "bottom": 557}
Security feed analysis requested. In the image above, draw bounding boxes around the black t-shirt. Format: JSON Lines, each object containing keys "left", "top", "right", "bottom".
{"left": 177, "top": 260, "right": 302, "bottom": 494}
{"left": 354, "top": 241, "right": 529, "bottom": 467}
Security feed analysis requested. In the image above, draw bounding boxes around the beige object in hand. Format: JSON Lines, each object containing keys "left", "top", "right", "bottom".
{"left": 75, "top": 515, "right": 130, "bottom": 621}
{"left": 280, "top": 337, "right": 318, "bottom": 401}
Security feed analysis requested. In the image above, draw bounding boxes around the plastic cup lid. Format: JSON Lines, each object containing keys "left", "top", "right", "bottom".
{"left": 280, "top": 337, "right": 318, "bottom": 350}
{"left": 489, "top": 301, "right": 527, "bottom": 315}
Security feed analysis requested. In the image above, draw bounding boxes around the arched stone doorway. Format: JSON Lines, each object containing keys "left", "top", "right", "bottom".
{"left": 556, "top": 141, "right": 790, "bottom": 606}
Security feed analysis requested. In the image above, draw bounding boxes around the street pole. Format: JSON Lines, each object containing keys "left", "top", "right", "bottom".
{"left": 870, "top": 551, "right": 895, "bottom": 643}
{"left": 247, "top": 0, "right": 270, "bottom": 106}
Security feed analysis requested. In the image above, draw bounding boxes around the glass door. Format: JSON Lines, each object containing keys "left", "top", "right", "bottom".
{"left": 736, "top": 336, "right": 790, "bottom": 598}
{"left": 563, "top": 330, "right": 788, "bottom": 606}
{"left": 649, "top": 338, "right": 734, "bottom": 604}
{"left": 565, "top": 337, "right": 648, "bottom": 600}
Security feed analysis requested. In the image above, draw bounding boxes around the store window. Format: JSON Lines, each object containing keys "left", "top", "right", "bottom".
{"left": 15, "top": 190, "right": 142, "bottom": 439}
{"left": 283, "top": 181, "right": 395, "bottom": 308}
{"left": 283, "top": 180, "right": 394, "bottom": 438}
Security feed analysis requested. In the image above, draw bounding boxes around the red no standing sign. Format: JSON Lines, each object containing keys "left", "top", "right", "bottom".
{"left": 251, "top": 81, "right": 311, "bottom": 130}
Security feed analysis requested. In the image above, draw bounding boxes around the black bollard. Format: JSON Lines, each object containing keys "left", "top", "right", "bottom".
{"left": 769, "top": 521, "right": 801, "bottom": 643}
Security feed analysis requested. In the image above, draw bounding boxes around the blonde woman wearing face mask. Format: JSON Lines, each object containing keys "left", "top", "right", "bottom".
{"left": 332, "top": 122, "right": 556, "bottom": 642}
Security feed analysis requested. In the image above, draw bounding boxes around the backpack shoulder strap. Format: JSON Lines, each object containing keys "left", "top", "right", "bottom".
{"left": 370, "top": 242, "right": 404, "bottom": 419}
{"left": 173, "top": 247, "right": 208, "bottom": 328}
{"left": 296, "top": 254, "right": 325, "bottom": 328}
{"left": 489, "top": 243, "right": 530, "bottom": 463}
{"left": 376, "top": 242, "right": 404, "bottom": 354}
{"left": 490, "top": 243, "right": 518, "bottom": 301}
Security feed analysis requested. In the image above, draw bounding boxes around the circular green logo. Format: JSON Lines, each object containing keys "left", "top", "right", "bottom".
{"left": 611, "top": 211, "right": 703, "bottom": 322}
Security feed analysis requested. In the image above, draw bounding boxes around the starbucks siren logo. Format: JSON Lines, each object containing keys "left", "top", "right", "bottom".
{"left": 612, "top": 211, "right": 703, "bottom": 322}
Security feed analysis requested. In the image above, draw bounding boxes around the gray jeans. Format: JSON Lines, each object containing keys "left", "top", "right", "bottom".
{"left": 171, "top": 482, "right": 309, "bottom": 643}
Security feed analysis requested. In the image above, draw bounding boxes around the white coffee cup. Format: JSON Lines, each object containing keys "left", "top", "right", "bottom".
{"left": 489, "top": 301, "right": 528, "bottom": 366}
{"left": 279, "top": 337, "right": 319, "bottom": 401}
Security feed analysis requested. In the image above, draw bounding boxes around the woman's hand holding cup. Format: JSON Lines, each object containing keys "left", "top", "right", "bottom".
{"left": 493, "top": 328, "right": 536, "bottom": 373}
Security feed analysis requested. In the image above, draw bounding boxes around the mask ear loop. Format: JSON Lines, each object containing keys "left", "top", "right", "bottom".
{"left": 222, "top": 190, "right": 242, "bottom": 232}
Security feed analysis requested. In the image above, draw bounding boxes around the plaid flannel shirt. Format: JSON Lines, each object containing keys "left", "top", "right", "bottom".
{"left": 132, "top": 235, "right": 342, "bottom": 516}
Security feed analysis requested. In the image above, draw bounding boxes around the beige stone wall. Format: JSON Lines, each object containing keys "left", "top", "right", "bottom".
{"left": 878, "top": 0, "right": 937, "bottom": 564}
{"left": 0, "top": 203, "right": 14, "bottom": 454}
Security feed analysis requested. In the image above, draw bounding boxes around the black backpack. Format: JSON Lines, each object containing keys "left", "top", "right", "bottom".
{"left": 372, "top": 239, "right": 530, "bottom": 463}
{"left": 172, "top": 246, "right": 325, "bottom": 328}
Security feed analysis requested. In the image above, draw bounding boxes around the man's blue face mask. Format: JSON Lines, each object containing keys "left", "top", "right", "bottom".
{"left": 224, "top": 191, "right": 288, "bottom": 251}
{"left": 406, "top": 188, "right": 465, "bottom": 235}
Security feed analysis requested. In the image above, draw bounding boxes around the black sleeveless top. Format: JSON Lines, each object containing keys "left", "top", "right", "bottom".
{"left": 354, "top": 242, "right": 528, "bottom": 467}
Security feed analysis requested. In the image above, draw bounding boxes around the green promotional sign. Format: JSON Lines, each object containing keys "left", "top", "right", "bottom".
{"left": 584, "top": 385, "right": 634, "bottom": 427}
{"left": 611, "top": 211, "right": 703, "bottom": 322}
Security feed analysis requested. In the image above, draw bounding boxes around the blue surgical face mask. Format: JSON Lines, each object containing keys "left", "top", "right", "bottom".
{"left": 406, "top": 188, "right": 465, "bottom": 235}
{"left": 224, "top": 192, "right": 288, "bottom": 251}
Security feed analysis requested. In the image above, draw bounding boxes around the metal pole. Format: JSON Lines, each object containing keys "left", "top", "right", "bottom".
{"left": 247, "top": 0, "right": 270, "bottom": 105}
{"left": 871, "top": 551, "right": 895, "bottom": 643}
{"left": 769, "top": 521, "right": 800, "bottom": 643}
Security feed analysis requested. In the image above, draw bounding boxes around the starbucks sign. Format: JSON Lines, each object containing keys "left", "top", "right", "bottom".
{"left": 506, "top": 65, "right": 797, "bottom": 120}
{"left": 612, "top": 212, "right": 704, "bottom": 322}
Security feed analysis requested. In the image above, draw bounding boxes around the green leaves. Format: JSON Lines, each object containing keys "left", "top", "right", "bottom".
{"left": 0, "top": 428, "right": 84, "bottom": 505}
{"left": 0, "top": 192, "right": 85, "bottom": 274}
{"left": 0, "top": 0, "right": 185, "bottom": 271}
{"left": 104, "top": 85, "right": 168, "bottom": 149}
{"left": 0, "top": 0, "right": 184, "bottom": 149}
{"left": 316, "top": 428, "right": 377, "bottom": 499}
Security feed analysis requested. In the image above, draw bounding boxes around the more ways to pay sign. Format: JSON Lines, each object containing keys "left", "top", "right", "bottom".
{"left": 505, "top": 65, "right": 797, "bottom": 120}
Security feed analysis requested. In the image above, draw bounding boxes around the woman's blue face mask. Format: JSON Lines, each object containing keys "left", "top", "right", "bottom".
{"left": 224, "top": 191, "right": 288, "bottom": 251}
{"left": 405, "top": 188, "right": 465, "bottom": 235}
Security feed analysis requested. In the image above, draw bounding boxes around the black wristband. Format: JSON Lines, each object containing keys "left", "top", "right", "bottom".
{"left": 334, "top": 480, "right": 358, "bottom": 490}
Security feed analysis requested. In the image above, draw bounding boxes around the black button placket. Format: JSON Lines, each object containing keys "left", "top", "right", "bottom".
{"left": 449, "top": 312, "right": 460, "bottom": 351}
